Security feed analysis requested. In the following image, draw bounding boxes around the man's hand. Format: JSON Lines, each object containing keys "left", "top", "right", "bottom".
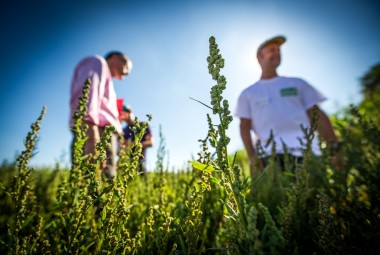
{"left": 82, "top": 122, "right": 109, "bottom": 170}
{"left": 84, "top": 122, "right": 101, "bottom": 155}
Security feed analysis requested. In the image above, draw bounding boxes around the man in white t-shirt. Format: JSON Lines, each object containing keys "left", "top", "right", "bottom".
{"left": 235, "top": 35, "right": 339, "bottom": 174}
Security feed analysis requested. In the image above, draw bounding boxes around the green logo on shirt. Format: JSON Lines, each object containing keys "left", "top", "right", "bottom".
{"left": 281, "top": 87, "right": 298, "bottom": 96}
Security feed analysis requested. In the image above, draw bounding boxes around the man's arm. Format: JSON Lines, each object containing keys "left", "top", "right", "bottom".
{"left": 308, "top": 106, "right": 343, "bottom": 168}
{"left": 240, "top": 118, "right": 256, "bottom": 165}
{"left": 307, "top": 106, "right": 338, "bottom": 145}
{"left": 141, "top": 133, "right": 153, "bottom": 149}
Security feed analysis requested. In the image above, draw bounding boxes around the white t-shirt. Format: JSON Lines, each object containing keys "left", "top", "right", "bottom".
{"left": 235, "top": 76, "right": 327, "bottom": 157}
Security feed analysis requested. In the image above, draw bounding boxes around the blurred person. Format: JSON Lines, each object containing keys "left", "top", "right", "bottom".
{"left": 118, "top": 104, "right": 132, "bottom": 123}
{"left": 70, "top": 51, "right": 133, "bottom": 178}
{"left": 122, "top": 105, "right": 153, "bottom": 176}
{"left": 235, "top": 35, "right": 339, "bottom": 175}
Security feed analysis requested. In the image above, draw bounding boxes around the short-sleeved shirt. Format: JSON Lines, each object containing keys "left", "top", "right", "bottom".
{"left": 70, "top": 55, "right": 122, "bottom": 133}
{"left": 234, "top": 76, "right": 326, "bottom": 157}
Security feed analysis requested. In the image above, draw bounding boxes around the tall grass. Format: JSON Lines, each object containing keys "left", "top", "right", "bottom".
{"left": 0, "top": 37, "right": 379, "bottom": 254}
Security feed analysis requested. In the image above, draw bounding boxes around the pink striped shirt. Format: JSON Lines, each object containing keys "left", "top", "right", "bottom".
{"left": 70, "top": 55, "right": 122, "bottom": 133}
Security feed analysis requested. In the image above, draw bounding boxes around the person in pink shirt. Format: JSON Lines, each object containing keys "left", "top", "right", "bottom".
{"left": 70, "top": 51, "right": 132, "bottom": 178}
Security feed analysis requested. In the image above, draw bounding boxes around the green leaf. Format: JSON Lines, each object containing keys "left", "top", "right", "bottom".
{"left": 209, "top": 133, "right": 218, "bottom": 145}
{"left": 102, "top": 207, "right": 107, "bottom": 221}
{"left": 210, "top": 177, "right": 220, "bottom": 185}
{"left": 189, "top": 161, "right": 216, "bottom": 172}
{"left": 224, "top": 214, "right": 236, "bottom": 222}
{"left": 284, "top": 171, "right": 296, "bottom": 177}
{"left": 125, "top": 204, "right": 134, "bottom": 211}
{"left": 20, "top": 214, "right": 36, "bottom": 229}
{"left": 60, "top": 215, "right": 67, "bottom": 228}
{"left": 231, "top": 151, "right": 238, "bottom": 167}
{"left": 114, "top": 189, "right": 120, "bottom": 199}
{"left": 189, "top": 97, "right": 213, "bottom": 110}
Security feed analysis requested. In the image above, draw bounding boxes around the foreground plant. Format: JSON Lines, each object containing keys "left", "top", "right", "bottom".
{"left": 4, "top": 106, "right": 48, "bottom": 254}
{"left": 190, "top": 36, "right": 284, "bottom": 254}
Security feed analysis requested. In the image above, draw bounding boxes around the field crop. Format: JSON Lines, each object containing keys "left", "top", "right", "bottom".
{"left": 0, "top": 37, "right": 379, "bottom": 255}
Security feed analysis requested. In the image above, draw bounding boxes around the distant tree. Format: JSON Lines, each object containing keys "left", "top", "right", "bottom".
{"left": 360, "top": 62, "right": 380, "bottom": 99}
{"left": 358, "top": 62, "right": 380, "bottom": 128}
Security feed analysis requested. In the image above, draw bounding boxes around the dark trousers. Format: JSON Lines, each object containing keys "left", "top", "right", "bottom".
{"left": 261, "top": 154, "right": 303, "bottom": 172}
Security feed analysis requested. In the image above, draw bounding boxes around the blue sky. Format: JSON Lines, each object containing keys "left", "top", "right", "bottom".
{"left": 0, "top": 0, "right": 379, "bottom": 170}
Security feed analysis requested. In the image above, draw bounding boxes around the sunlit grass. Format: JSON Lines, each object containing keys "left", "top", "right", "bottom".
{"left": 0, "top": 37, "right": 379, "bottom": 255}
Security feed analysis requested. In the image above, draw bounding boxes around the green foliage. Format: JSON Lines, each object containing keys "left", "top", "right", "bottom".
{"left": 360, "top": 62, "right": 380, "bottom": 98}
{"left": 1, "top": 38, "right": 379, "bottom": 255}
{"left": 1, "top": 107, "right": 48, "bottom": 254}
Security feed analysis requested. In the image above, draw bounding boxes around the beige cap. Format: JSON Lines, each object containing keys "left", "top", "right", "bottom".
{"left": 257, "top": 35, "right": 286, "bottom": 56}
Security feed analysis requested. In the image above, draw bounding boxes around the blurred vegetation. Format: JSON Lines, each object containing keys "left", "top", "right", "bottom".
{"left": 0, "top": 46, "right": 379, "bottom": 254}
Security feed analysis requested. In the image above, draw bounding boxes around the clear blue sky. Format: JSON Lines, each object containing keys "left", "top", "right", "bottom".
{"left": 0, "top": 0, "right": 379, "bottom": 170}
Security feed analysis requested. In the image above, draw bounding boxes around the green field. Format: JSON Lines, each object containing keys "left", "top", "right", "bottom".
{"left": 1, "top": 37, "right": 379, "bottom": 255}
